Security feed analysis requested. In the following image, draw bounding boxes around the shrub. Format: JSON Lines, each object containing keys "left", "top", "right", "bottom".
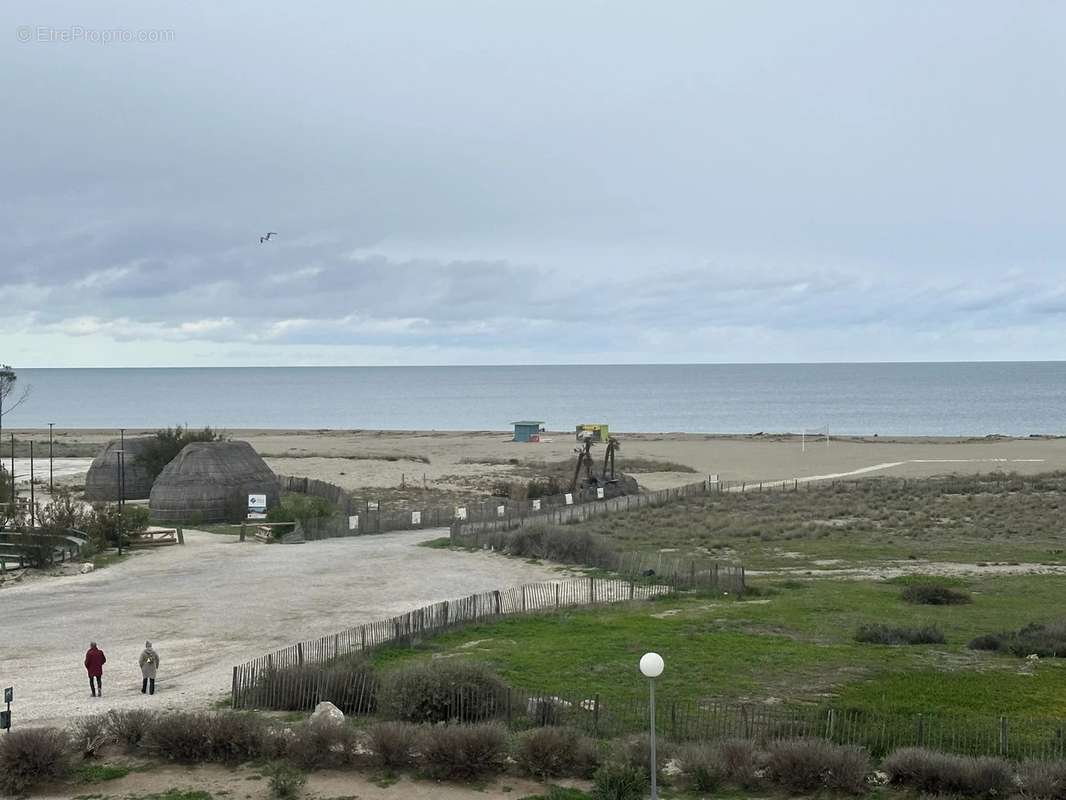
{"left": 201, "top": 712, "right": 269, "bottom": 763}
{"left": 365, "top": 721, "right": 420, "bottom": 770}
{"left": 969, "top": 621, "right": 1066, "bottom": 658}
{"left": 902, "top": 583, "right": 972, "bottom": 605}
{"left": 676, "top": 743, "right": 725, "bottom": 792}
{"left": 0, "top": 727, "right": 72, "bottom": 796}
{"left": 592, "top": 760, "right": 648, "bottom": 800}
{"left": 883, "top": 747, "right": 1012, "bottom": 796}
{"left": 71, "top": 713, "right": 111, "bottom": 757}
{"left": 381, "top": 661, "right": 507, "bottom": 723}
{"left": 514, "top": 726, "right": 600, "bottom": 779}
{"left": 269, "top": 773, "right": 304, "bottom": 799}
{"left": 488, "top": 524, "right": 618, "bottom": 569}
{"left": 106, "top": 709, "right": 157, "bottom": 751}
{"left": 609, "top": 733, "right": 671, "bottom": 775}
{"left": 1018, "top": 760, "right": 1066, "bottom": 799}
{"left": 287, "top": 720, "right": 356, "bottom": 770}
{"left": 764, "top": 738, "right": 869, "bottom": 794}
{"left": 420, "top": 723, "right": 509, "bottom": 780}
{"left": 267, "top": 763, "right": 307, "bottom": 800}
{"left": 143, "top": 711, "right": 266, "bottom": 763}
{"left": 252, "top": 659, "right": 377, "bottom": 714}
{"left": 856, "top": 623, "right": 946, "bottom": 645}
{"left": 138, "top": 425, "right": 224, "bottom": 480}
{"left": 714, "top": 737, "right": 762, "bottom": 787}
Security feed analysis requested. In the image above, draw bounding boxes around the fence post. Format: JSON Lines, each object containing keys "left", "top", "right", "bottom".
{"left": 494, "top": 590, "right": 502, "bottom": 615}
{"left": 296, "top": 643, "right": 304, "bottom": 665}
{"left": 521, "top": 585, "right": 527, "bottom": 613}
{"left": 594, "top": 693, "right": 601, "bottom": 736}
{"left": 917, "top": 714, "right": 925, "bottom": 747}
{"left": 827, "top": 708, "right": 836, "bottom": 740}
{"left": 1000, "top": 716, "right": 1009, "bottom": 756}
{"left": 231, "top": 666, "right": 238, "bottom": 708}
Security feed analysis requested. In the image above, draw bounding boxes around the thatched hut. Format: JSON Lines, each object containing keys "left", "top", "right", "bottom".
{"left": 149, "top": 441, "right": 279, "bottom": 523}
{"left": 84, "top": 437, "right": 156, "bottom": 501}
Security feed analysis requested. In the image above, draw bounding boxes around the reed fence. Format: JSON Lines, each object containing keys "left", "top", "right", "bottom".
{"left": 232, "top": 575, "right": 678, "bottom": 710}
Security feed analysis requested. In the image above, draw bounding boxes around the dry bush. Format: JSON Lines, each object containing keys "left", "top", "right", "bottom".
{"left": 419, "top": 723, "right": 508, "bottom": 780}
{"left": 902, "top": 584, "right": 972, "bottom": 605}
{"left": 855, "top": 623, "right": 946, "bottom": 645}
{"left": 380, "top": 661, "right": 507, "bottom": 724}
{"left": 969, "top": 621, "right": 1066, "bottom": 658}
{"left": 1018, "top": 760, "right": 1066, "bottom": 800}
{"left": 713, "top": 737, "right": 762, "bottom": 787}
{"left": 365, "top": 721, "right": 420, "bottom": 770}
{"left": 764, "top": 738, "right": 870, "bottom": 794}
{"left": 248, "top": 658, "right": 377, "bottom": 713}
{"left": 106, "top": 708, "right": 157, "bottom": 751}
{"left": 676, "top": 743, "right": 726, "bottom": 792}
{"left": 513, "top": 726, "right": 601, "bottom": 779}
{"left": 70, "top": 713, "right": 111, "bottom": 757}
{"left": 883, "top": 747, "right": 1012, "bottom": 796}
{"left": 142, "top": 711, "right": 267, "bottom": 764}
{"left": 608, "top": 733, "right": 671, "bottom": 776}
{"left": 0, "top": 727, "right": 71, "bottom": 796}
{"left": 286, "top": 720, "right": 356, "bottom": 770}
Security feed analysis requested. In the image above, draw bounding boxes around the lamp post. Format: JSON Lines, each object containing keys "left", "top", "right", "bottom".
{"left": 48, "top": 423, "right": 54, "bottom": 495}
{"left": 639, "top": 652, "right": 664, "bottom": 800}
{"left": 115, "top": 448, "right": 125, "bottom": 557}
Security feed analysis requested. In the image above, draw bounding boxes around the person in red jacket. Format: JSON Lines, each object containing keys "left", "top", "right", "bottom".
{"left": 84, "top": 641, "right": 106, "bottom": 697}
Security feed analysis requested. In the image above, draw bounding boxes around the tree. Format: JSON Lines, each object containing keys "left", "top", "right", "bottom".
{"left": 136, "top": 424, "right": 225, "bottom": 480}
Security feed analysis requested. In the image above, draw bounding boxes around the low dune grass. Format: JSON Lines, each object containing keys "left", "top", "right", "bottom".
{"left": 368, "top": 574, "right": 1066, "bottom": 720}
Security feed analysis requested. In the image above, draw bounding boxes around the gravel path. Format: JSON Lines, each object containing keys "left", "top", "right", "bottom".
{"left": 0, "top": 529, "right": 566, "bottom": 726}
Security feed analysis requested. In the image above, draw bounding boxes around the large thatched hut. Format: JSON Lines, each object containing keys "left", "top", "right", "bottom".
{"left": 84, "top": 437, "right": 156, "bottom": 501}
{"left": 149, "top": 441, "right": 279, "bottom": 523}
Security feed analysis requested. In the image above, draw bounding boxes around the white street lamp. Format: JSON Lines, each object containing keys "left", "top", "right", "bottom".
{"left": 639, "top": 652, "right": 664, "bottom": 799}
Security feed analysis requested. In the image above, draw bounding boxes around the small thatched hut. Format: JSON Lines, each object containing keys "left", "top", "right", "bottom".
{"left": 84, "top": 437, "right": 156, "bottom": 501}
{"left": 149, "top": 441, "right": 279, "bottom": 523}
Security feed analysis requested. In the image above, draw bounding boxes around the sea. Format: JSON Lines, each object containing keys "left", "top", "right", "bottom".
{"left": 4, "top": 363, "right": 1064, "bottom": 436}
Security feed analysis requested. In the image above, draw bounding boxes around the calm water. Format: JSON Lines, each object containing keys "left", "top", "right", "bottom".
{"left": 4, "top": 363, "right": 1064, "bottom": 436}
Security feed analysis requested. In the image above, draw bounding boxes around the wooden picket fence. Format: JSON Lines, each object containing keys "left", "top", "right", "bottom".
{"left": 232, "top": 575, "right": 677, "bottom": 710}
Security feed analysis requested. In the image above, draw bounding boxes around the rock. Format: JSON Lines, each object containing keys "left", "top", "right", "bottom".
{"left": 80, "top": 563, "right": 95, "bottom": 574}
{"left": 310, "top": 701, "right": 344, "bottom": 727}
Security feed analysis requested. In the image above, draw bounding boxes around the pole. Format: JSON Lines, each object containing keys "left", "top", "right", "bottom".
{"left": 29, "top": 441, "right": 35, "bottom": 530}
{"left": 117, "top": 450, "right": 125, "bottom": 556}
{"left": 8, "top": 434, "right": 14, "bottom": 517}
{"left": 649, "top": 677, "right": 657, "bottom": 800}
{"left": 48, "top": 423, "right": 54, "bottom": 495}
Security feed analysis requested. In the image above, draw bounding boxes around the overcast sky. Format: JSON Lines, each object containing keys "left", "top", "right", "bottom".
{"left": 2, "top": 1, "right": 1064, "bottom": 367}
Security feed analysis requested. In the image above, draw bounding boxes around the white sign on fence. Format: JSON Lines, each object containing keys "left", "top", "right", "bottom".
{"left": 455, "top": 506, "right": 467, "bottom": 520}
{"left": 367, "top": 501, "right": 379, "bottom": 511}
{"left": 497, "top": 505, "right": 506, "bottom": 517}
{"left": 564, "top": 493, "right": 574, "bottom": 505}
{"left": 348, "top": 514, "right": 359, "bottom": 530}
{"left": 411, "top": 511, "right": 422, "bottom": 525}
{"left": 708, "top": 473, "right": 719, "bottom": 484}
{"left": 596, "top": 487, "right": 605, "bottom": 499}
{"left": 247, "top": 494, "right": 267, "bottom": 513}
{"left": 532, "top": 499, "right": 541, "bottom": 511}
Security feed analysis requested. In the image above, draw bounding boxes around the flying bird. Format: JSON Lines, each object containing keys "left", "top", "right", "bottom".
{"left": 259, "top": 232, "right": 278, "bottom": 243}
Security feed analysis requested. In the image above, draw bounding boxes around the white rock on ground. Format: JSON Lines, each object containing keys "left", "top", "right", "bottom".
{"left": 310, "top": 701, "right": 345, "bottom": 726}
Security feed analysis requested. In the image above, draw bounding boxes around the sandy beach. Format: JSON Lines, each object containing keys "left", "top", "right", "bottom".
{"left": 10, "top": 429, "right": 1066, "bottom": 495}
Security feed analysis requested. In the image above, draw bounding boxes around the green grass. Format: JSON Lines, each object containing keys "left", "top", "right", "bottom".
{"left": 369, "top": 574, "right": 1066, "bottom": 719}
{"left": 549, "top": 472, "right": 1066, "bottom": 570}
{"left": 73, "top": 763, "right": 131, "bottom": 783}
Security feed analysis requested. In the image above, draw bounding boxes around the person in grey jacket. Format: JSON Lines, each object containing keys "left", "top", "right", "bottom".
{"left": 139, "top": 641, "right": 160, "bottom": 695}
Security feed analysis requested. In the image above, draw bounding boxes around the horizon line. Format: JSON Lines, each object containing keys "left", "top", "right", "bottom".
{"left": 13, "top": 359, "right": 1066, "bottom": 370}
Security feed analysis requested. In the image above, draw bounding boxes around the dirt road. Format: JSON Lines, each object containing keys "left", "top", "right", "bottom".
{"left": 0, "top": 529, "right": 566, "bottom": 726}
